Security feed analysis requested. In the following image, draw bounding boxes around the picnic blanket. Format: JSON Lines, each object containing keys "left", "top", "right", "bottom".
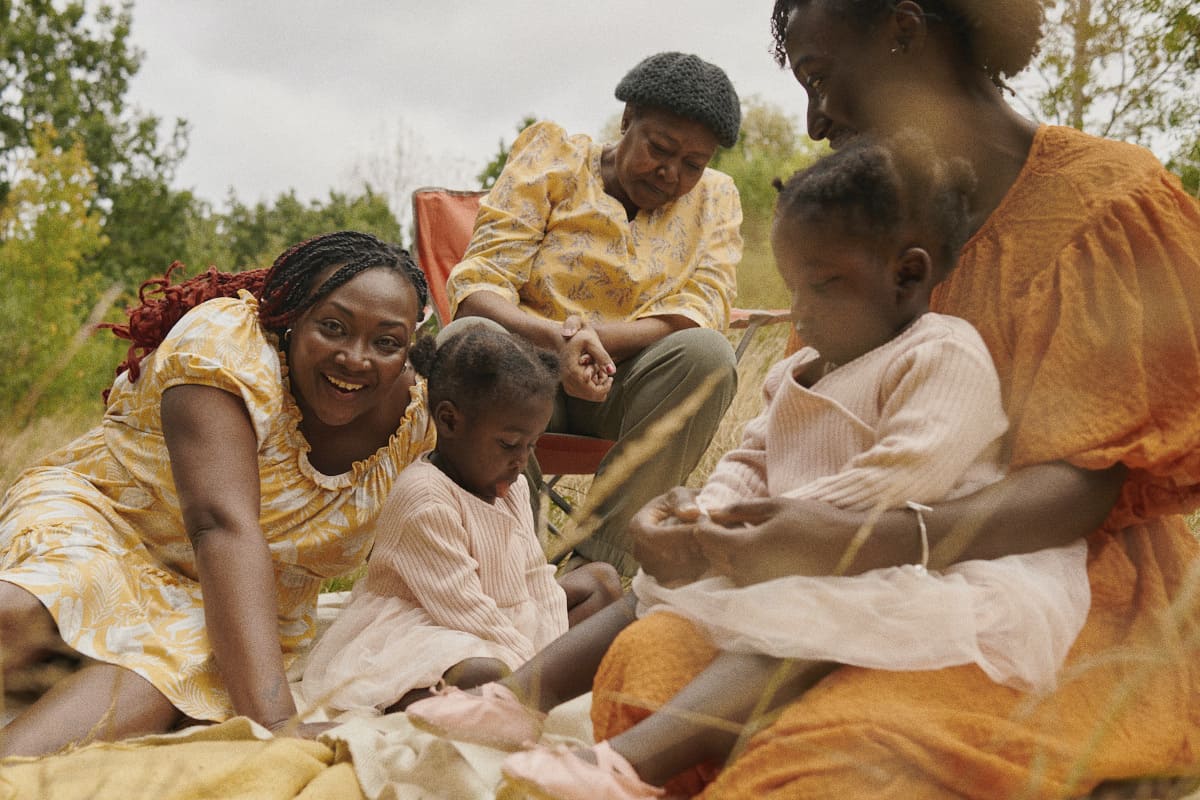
{"left": 0, "top": 698, "right": 594, "bottom": 799}
{"left": 0, "top": 592, "right": 595, "bottom": 799}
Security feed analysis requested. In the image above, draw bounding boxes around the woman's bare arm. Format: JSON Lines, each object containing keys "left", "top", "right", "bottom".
{"left": 161, "top": 384, "right": 298, "bottom": 729}
{"left": 696, "top": 461, "right": 1127, "bottom": 585}
{"left": 591, "top": 314, "right": 696, "bottom": 363}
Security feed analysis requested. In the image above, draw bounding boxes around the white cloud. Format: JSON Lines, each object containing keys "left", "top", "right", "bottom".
{"left": 126, "top": 2, "right": 807, "bottom": 207}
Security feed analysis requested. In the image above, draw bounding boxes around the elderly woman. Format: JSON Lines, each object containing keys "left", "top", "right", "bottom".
{"left": 586, "top": 1, "right": 1200, "bottom": 798}
{"left": 445, "top": 52, "right": 744, "bottom": 577}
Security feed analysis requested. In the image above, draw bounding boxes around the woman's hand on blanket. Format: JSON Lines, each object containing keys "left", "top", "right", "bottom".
{"left": 697, "top": 497, "right": 851, "bottom": 586}
{"left": 560, "top": 316, "right": 615, "bottom": 401}
{"left": 631, "top": 487, "right": 710, "bottom": 584}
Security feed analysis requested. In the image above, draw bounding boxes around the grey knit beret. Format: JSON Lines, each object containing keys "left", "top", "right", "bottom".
{"left": 615, "top": 52, "right": 741, "bottom": 148}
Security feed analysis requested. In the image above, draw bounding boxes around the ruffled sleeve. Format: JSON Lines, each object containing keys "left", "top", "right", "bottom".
{"left": 446, "top": 121, "right": 576, "bottom": 314}
{"left": 946, "top": 132, "right": 1200, "bottom": 529}
{"left": 148, "top": 291, "right": 283, "bottom": 446}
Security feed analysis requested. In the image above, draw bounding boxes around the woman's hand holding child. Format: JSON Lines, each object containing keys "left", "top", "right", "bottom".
{"left": 696, "top": 497, "right": 852, "bottom": 586}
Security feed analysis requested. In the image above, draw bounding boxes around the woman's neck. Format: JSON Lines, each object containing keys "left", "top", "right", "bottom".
{"left": 920, "top": 79, "right": 1038, "bottom": 233}
{"left": 599, "top": 144, "right": 639, "bottom": 220}
{"left": 299, "top": 369, "right": 416, "bottom": 476}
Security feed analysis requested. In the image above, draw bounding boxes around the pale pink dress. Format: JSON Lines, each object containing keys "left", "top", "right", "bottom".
{"left": 635, "top": 314, "right": 1090, "bottom": 693}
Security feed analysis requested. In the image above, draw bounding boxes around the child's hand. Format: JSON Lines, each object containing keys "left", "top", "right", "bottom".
{"left": 631, "top": 488, "right": 709, "bottom": 584}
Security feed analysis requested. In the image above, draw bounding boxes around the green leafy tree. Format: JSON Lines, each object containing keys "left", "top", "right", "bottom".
{"left": 0, "top": 125, "right": 110, "bottom": 417}
{"left": 712, "top": 97, "right": 825, "bottom": 229}
{"left": 477, "top": 115, "right": 538, "bottom": 189}
{"left": 1168, "top": 139, "right": 1200, "bottom": 197}
{"left": 1021, "top": 0, "right": 1200, "bottom": 192}
{"left": 711, "top": 97, "right": 824, "bottom": 308}
{"left": 0, "top": 0, "right": 194, "bottom": 286}
{"left": 178, "top": 188, "right": 404, "bottom": 276}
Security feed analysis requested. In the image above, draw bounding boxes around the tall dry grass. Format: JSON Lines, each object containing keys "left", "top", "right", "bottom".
{"left": 0, "top": 413, "right": 97, "bottom": 495}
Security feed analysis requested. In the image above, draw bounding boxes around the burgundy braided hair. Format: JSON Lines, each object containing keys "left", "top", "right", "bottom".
{"left": 101, "top": 231, "right": 428, "bottom": 400}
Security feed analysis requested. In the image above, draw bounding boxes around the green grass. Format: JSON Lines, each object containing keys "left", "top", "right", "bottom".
{"left": 734, "top": 223, "right": 789, "bottom": 312}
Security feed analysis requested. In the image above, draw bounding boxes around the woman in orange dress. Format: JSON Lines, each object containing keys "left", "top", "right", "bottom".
{"left": 591, "top": 0, "right": 1200, "bottom": 797}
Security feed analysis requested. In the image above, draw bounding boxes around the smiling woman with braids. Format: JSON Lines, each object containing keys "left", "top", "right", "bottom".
{"left": 0, "top": 231, "right": 435, "bottom": 757}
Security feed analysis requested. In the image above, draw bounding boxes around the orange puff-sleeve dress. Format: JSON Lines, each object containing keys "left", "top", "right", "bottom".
{"left": 590, "top": 126, "right": 1200, "bottom": 798}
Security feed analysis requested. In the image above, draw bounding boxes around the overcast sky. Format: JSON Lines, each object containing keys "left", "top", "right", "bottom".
{"left": 125, "top": 2, "right": 807, "bottom": 213}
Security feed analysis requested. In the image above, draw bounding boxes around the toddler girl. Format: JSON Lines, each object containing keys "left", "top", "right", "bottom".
{"left": 300, "top": 326, "right": 620, "bottom": 715}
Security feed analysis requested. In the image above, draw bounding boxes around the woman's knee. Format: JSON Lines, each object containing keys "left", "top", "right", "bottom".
{"left": 623, "top": 327, "right": 737, "bottom": 414}
{"left": 595, "top": 612, "right": 718, "bottom": 701}
{"left": 669, "top": 327, "right": 737, "bottom": 383}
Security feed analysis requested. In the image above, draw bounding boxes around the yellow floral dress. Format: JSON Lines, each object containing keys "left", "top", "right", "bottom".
{"left": 0, "top": 292, "right": 434, "bottom": 721}
{"left": 446, "top": 120, "right": 743, "bottom": 330}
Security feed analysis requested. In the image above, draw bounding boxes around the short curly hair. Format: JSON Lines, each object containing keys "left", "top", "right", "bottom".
{"left": 408, "top": 326, "right": 559, "bottom": 417}
{"left": 769, "top": 0, "right": 1044, "bottom": 84}
{"left": 774, "top": 132, "right": 977, "bottom": 272}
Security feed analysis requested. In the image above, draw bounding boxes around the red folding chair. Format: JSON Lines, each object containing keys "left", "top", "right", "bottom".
{"left": 409, "top": 186, "right": 789, "bottom": 520}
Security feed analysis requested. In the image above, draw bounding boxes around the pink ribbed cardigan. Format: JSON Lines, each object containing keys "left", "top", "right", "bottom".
{"left": 699, "top": 312, "right": 1007, "bottom": 513}
{"left": 361, "top": 457, "right": 567, "bottom": 665}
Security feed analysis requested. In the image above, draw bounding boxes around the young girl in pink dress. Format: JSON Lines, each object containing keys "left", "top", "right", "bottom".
{"left": 300, "top": 326, "right": 620, "bottom": 715}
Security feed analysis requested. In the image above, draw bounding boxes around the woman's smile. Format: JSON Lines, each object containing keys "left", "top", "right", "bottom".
{"left": 324, "top": 373, "right": 366, "bottom": 394}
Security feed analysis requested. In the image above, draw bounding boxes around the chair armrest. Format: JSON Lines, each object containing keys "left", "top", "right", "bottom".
{"left": 729, "top": 308, "right": 792, "bottom": 363}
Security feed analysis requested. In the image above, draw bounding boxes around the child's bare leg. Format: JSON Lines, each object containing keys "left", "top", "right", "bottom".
{"left": 500, "top": 592, "right": 637, "bottom": 713}
{"left": 605, "top": 650, "right": 836, "bottom": 786}
{"left": 387, "top": 656, "right": 510, "bottom": 712}
{"left": 558, "top": 562, "right": 624, "bottom": 627}
{"left": 0, "top": 661, "right": 182, "bottom": 758}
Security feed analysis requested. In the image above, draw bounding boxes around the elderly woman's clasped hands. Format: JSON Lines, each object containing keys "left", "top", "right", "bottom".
{"left": 558, "top": 314, "right": 616, "bottom": 401}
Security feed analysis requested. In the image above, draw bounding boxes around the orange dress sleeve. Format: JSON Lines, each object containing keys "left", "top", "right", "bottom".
{"left": 932, "top": 126, "right": 1200, "bottom": 529}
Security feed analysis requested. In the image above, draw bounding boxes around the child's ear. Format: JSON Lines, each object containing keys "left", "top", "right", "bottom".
{"left": 894, "top": 246, "right": 933, "bottom": 300}
{"left": 433, "top": 399, "right": 461, "bottom": 435}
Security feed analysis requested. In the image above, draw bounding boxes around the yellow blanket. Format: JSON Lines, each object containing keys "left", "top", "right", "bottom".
{"left": 0, "top": 697, "right": 594, "bottom": 799}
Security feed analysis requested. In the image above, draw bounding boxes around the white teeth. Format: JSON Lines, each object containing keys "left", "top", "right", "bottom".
{"left": 326, "top": 375, "right": 364, "bottom": 391}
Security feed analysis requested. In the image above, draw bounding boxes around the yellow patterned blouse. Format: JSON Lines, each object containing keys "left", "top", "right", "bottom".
{"left": 447, "top": 120, "right": 743, "bottom": 330}
{"left": 0, "top": 292, "right": 434, "bottom": 721}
